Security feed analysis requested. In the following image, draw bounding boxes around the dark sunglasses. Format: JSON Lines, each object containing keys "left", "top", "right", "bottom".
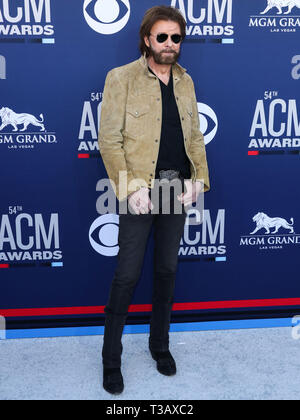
{"left": 150, "top": 33, "right": 182, "bottom": 44}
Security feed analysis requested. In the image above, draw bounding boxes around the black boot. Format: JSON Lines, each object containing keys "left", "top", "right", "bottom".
{"left": 149, "top": 271, "right": 176, "bottom": 370}
{"left": 150, "top": 348, "right": 177, "bottom": 376}
{"left": 102, "top": 308, "right": 127, "bottom": 395}
{"left": 103, "top": 367, "right": 124, "bottom": 395}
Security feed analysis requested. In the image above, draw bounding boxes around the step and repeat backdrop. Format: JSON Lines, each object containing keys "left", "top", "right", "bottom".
{"left": 0, "top": 0, "right": 300, "bottom": 329}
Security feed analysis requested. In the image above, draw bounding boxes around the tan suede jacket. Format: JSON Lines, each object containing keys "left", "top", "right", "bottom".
{"left": 98, "top": 55, "right": 210, "bottom": 201}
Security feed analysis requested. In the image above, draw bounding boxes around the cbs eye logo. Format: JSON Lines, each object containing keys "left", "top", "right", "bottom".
{"left": 89, "top": 214, "right": 119, "bottom": 257}
{"left": 83, "top": 0, "right": 131, "bottom": 35}
{"left": 197, "top": 103, "right": 218, "bottom": 145}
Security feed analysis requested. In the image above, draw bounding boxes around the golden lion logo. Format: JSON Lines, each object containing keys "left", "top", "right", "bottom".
{"left": 0, "top": 107, "right": 45, "bottom": 132}
{"left": 261, "top": 0, "right": 300, "bottom": 14}
{"left": 250, "top": 212, "right": 295, "bottom": 235}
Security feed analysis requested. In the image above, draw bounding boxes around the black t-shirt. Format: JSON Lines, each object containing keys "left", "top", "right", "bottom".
{"left": 148, "top": 67, "right": 191, "bottom": 179}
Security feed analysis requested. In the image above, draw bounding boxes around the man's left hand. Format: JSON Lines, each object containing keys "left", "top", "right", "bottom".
{"left": 177, "top": 179, "right": 204, "bottom": 207}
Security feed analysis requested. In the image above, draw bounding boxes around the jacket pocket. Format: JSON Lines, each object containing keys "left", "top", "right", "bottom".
{"left": 125, "top": 102, "right": 150, "bottom": 138}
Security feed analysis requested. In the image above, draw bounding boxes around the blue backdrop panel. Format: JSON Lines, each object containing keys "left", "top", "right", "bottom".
{"left": 0, "top": 0, "right": 299, "bottom": 327}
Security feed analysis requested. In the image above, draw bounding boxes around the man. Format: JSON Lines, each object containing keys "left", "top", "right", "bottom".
{"left": 98, "top": 5, "right": 210, "bottom": 395}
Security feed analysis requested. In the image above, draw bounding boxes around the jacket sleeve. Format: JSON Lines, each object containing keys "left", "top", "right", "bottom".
{"left": 188, "top": 78, "right": 210, "bottom": 193}
{"left": 98, "top": 69, "right": 147, "bottom": 201}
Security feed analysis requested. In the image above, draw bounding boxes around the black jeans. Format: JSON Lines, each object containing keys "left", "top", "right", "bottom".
{"left": 102, "top": 179, "right": 187, "bottom": 368}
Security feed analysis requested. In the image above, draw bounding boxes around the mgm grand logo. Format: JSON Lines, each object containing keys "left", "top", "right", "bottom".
{"left": 240, "top": 212, "right": 300, "bottom": 250}
{"left": 0, "top": 106, "right": 57, "bottom": 149}
{"left": 249, "top": 0, "right": 300, "bottom": 32}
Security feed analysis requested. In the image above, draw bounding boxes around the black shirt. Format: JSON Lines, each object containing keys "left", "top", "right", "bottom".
{"left": 149, "top": 67, "right": 191, "bottom": 179}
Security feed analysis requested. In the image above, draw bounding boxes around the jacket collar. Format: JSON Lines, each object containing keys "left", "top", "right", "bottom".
{"left": 138, "top": 54, "right": 186, "bottom": 80}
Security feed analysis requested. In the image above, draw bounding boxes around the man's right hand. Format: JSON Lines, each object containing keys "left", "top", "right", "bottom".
{"left": 128, "top": 187, "right": 154, "bottom": 215}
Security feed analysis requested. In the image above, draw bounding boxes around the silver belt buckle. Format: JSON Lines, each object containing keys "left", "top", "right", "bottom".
{"left": 159, "top": 169, "right": 180, "bottom": 182}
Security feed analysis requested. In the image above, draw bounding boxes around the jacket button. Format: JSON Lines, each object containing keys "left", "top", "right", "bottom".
{"left": 155, "top": 139, "right": 158, "bottom": 142}
{"left": 152, "top": 161, "right": 155, "bottom": 164}
{"left": 182, "top": 117, "right": 184, "bottom": 121}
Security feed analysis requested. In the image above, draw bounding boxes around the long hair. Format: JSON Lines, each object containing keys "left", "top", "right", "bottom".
{"left": 139, "top": 6, "right": 186, "bottom": 57}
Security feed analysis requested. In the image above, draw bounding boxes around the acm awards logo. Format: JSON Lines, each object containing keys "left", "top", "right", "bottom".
{"left": 249, "top": 0, "right": 300, "bottom": 32}
{"left": 0, "top": 208, "right": 62, "bottom": 263}
{"left": 83, "top": 0, "right": 130, "bottom": 35}
{"left": 0, "top": 0, "right": 54, "bottom": 37}
{"left": 179, "top": 209, "right": 226, "bottom": 259}
{"left": 240, "top": 211, "right": 300, "bottom": 250}
{"left": 78, "top": 92, "right": 102, "bottom": 155}
{"left": 0, "top": 106, "right": 57, "bottom": 150}
{"left": 171, "top": 0, "right": 234, "bottom": 38}
{"left": 248, "top": 91, "right": 300, "bottom": 152}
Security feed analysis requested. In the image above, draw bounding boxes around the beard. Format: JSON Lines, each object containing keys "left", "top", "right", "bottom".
{"left": 148, "top": 41, "right": 180, "bottom": 65}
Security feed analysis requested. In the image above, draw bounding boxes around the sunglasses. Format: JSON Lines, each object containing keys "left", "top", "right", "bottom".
{"left": 150, "top": 33, "right": 182, "bottom": 44}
